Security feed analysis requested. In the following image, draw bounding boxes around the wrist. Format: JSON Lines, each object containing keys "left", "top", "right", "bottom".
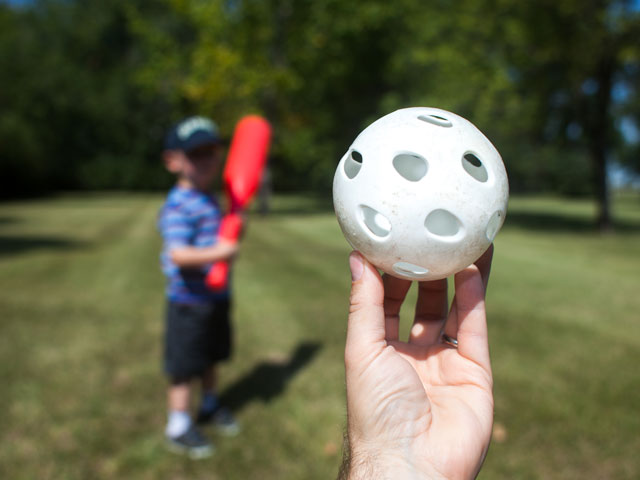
{"left": 341, "top": 442, "right": 446, "bottom": 480}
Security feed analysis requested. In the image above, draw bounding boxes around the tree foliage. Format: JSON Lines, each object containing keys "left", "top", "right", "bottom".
{"left": 1, "top": 0, "right": 639, "bottom": 221}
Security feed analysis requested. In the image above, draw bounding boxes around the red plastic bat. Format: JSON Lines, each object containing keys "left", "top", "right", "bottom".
{"left": 205, "top": 115, "right": 272, "bottom": 290}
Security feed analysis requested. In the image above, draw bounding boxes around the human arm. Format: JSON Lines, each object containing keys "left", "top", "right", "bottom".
{"left": 169, "top": 241, "right": 238, "bottom": 268}
{"left": 340, "top": 246, "right": 494, "bottom": 480}
{"left": 160, "top": 199, "right": 240, "bottom": 270}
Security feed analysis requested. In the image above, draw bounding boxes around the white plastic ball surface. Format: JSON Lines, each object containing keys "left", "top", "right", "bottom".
{"left": 333, "top": 107, "right": 509, "bottom": 281}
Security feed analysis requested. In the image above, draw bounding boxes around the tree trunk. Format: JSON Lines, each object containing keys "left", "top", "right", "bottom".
{"left": 589, "top": 53, "right": 615, "bottom": 232}
{"left": 592, "top": 138, "right": 611, "bottom": 232}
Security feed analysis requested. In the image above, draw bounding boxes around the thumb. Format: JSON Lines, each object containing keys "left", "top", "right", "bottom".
{"left": 345, "top": 252, "right": 386, "bottom": 364}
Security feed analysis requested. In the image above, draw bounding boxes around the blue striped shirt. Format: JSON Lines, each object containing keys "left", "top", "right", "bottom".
{"left": 158, "top": 186, "right": 229, "bottom": 303}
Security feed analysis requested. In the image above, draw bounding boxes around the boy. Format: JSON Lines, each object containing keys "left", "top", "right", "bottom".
{"left": 158, "top": 116, "right": 240, "bottom": 458}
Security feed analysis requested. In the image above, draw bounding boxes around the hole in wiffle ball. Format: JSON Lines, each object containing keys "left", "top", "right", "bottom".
{"left": 425, "top": 209, "right": 461, "bottom": 237}
{"left": 486, "top": 210, "right": 504, "bottom": 242}
{"left": 393, "top": 262, "right": 430, "bottom": 279}
{"left": 393, "top": 153, "right": 428, "bottom": 182}
{"left": 344, "top": 150, "right": 363, "bottom": 179}
{"left": 418, "top": 114, "right": 453, "bottom": 128}
{"left": 360, "top": 205, "right": 391, "bottom": 238}
{"left": 462, "top": 152, "right": 488, "bottom": 183}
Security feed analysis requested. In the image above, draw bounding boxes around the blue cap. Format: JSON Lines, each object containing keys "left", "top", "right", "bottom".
{"left": 164, "top": 116, "right": 221, "bottom": 152}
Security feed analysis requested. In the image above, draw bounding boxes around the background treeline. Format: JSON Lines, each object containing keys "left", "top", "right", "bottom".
{"left": 1, "top": 0, "right": 639, "bottom": 223}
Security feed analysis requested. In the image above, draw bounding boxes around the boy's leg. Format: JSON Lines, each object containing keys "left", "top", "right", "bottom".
{"left": 201, "top": 364, "right": 218, "bottom": 394}
{"left": 195, "top": 298, "right": 239, "bottom": 435}
{"left": 200, "top": 365, "right": 219, "bottom": 412}
{"left": 166, "top": 379, "right": 191, "bottom": 437}
{"left": 169, "top": 378, "right": 191, "bottom": 410}
{"left": 197, "top": 364, "right": 240, "bottom": 435}
{"left": 164, "top": 301, "right": 217, "bottom": 458}
{"left": 165, "top": 377, "right": 214, "bottom": 458}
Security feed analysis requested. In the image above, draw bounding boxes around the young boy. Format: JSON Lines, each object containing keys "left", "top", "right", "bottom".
{"left": 158, "top": 116, "right": 240, "bottom": 458}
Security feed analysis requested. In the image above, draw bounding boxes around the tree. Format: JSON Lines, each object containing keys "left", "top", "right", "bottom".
{"left": 499, "top": 0, "right": 640, "bottom": 230}
{"left": 1, "top": 0, "right": 638, "bottom": 220}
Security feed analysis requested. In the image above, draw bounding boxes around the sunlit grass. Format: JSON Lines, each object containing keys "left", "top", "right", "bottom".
{"left": 0, "top": 192, "right": 639, "bottom": 479}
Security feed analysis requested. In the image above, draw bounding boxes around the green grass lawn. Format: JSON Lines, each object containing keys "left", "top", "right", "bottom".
{"left": 1, "top": 192, "right": 639, "bottom": 479}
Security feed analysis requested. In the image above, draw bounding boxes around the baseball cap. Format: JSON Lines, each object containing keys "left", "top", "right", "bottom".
{"left": 164, "top": 116, "right": 221, "bottom": 152}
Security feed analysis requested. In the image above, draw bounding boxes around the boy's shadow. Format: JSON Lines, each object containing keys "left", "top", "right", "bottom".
{"left": 220, "top": 342, "right": 322, "bottom": 412}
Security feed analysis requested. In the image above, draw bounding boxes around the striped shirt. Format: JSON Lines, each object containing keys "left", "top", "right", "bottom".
{"left": 158, "top": 185, "right": 229, "bottom": 303}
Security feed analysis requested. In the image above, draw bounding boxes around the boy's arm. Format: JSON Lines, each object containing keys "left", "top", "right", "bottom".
{"left": 170, "top": 240, "right": 238, "bottom": 268}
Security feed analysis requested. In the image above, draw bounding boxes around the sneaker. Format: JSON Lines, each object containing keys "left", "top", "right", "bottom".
{"left": 196, "top": 405, "right": 240, "bottom": 436}
{"left": 166, "top": 425, "right": 214, "bottom": 459}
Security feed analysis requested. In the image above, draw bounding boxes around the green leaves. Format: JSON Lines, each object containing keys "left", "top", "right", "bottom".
{"left": 0, "top": 0, "right": 638, "bottom": 205}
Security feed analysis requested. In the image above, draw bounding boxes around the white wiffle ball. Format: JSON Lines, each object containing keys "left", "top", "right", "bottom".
{"left": 333, "top": 107, "right": 509, "bottom": 281}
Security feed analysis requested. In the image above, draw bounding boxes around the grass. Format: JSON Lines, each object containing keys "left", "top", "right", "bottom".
{"left": 0, "top": 191, "right": 639, "bottom": 479}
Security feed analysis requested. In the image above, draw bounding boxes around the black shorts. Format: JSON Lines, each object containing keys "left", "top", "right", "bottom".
{"left": 164, "top": 299, "right": 232, "bottom": 379}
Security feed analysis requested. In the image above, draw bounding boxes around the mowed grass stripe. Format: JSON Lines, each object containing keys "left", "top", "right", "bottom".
{"left": 1, "top": 192, "right": 639, "bottom": 479}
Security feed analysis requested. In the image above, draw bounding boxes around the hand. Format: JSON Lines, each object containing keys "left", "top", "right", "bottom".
{"left": 341, "top": 247, "right": 494, "bottom": 480}
{"left": 216, "top": 239, "right": 240, "bottom": 260}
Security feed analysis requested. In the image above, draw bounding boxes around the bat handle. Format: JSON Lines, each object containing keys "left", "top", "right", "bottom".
{"left": 205, "top": 212, "right": 244, "bottom": 291}
{"left": 206, "top": 261, "right": 230, "bottom": 291}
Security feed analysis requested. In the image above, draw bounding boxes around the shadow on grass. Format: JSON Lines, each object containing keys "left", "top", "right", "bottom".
{"left": 505, "top": 211, "right": 640, "bottom": 233}
{"left": 220, "top": 342, "right": 322, "bottom": 412}
{"left": 0, "top": 235, "right": 85, "bottom": 257}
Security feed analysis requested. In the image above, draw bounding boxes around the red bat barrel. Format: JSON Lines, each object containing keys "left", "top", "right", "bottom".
{"left": 224, "top": 115, "right": 272, "bottom": 211}
{"left": 205, "top": 115, "right": 272, "bottom": 291}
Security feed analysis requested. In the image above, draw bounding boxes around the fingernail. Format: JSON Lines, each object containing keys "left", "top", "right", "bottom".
{"left": 349, "top": 251, "right": 364, "bottom": 281}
